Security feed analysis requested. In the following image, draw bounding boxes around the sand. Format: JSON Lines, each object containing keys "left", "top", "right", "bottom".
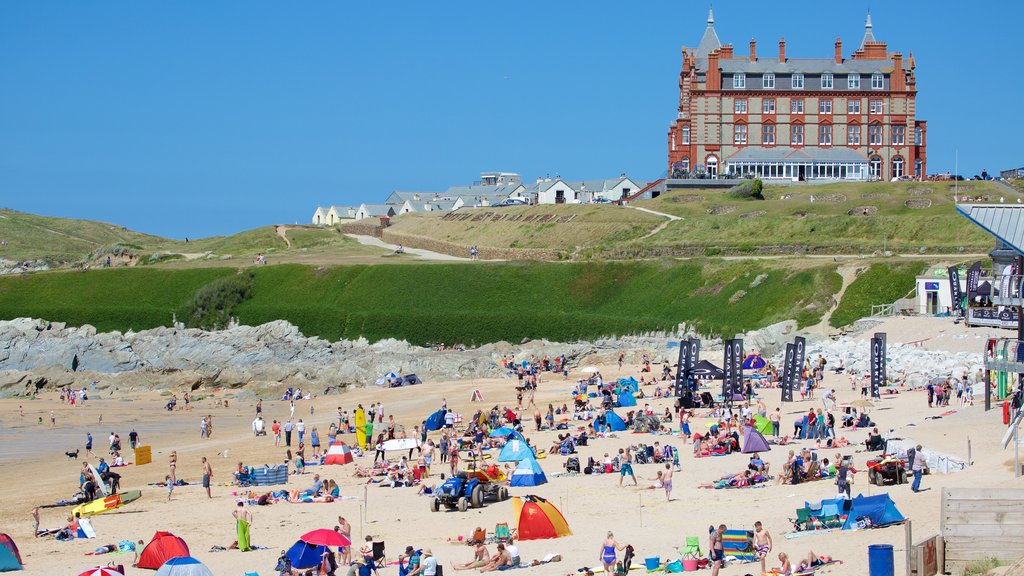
{"left": 1, "top": 316, "right": 1020, "bottom": 576}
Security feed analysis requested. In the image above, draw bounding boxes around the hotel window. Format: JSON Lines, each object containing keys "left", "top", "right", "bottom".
{"left": 914, "top": 126, "right": 923, "bottom": 146}
{"left": 681, "top": 126, "right": 690, "bottom": 144}
{"left": 734, "top": 124, "right": 748, "bottom": 144}
{"left": 869, "top": 123, "right": 883, "bottom": 146}
{"left": 791, "top": 125, "right": 804, "bottom": 145}
{"left": 848, "top": 100, "right": 861, "bottom": 114}
{"left": 819, "top": 99, "right": 832, "bottom": 115}
{"left": 791, "top": 99, "right": 804, "bottom": 114}
{"left": 819, "top": 125, "right": 833, "bottom": 145}
{"left": 763, "top": 73, "right": 775, "bottom": 89}
{"left": 733, "top": 73, "right": 746, "bottom": 89}
{"left": 869, "top": 99, "right": 883, "bottom": 114}
{"left": 848, "top": 74, "right": 861, "bottom": 89}
{"left": 872, "top": 73, "right": 884, "bottom": 89}
{"left": 763, "top": 99, "right": 776, "bottom": 114}
{"left": 870, "top": 156, "right": 882, "bottom": 179}
{"left": 792, "top": 73, "right": 804, "bottom": 89}
{"left": 763, "top": 124, "right": 776, "bottom": 145}
{"left": 821, "top": 73, "right": 833, "bottom": 89}
{"left": 892, "top": 125, "right": 905, "bottom": 145}
{"left": 735, "top": 99, "right": 748, "bottom": 114}
{"left": 847, "top": 125, "right": 861, "bottom": 145}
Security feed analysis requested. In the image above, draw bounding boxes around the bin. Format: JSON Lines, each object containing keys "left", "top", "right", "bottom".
{"left": 868, "top": 544, "right": 894, "bottom": 576}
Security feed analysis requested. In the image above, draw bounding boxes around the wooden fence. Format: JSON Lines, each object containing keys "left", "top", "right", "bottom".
{"left": 941, "top": 488, "right": 1024, "bottom": 568}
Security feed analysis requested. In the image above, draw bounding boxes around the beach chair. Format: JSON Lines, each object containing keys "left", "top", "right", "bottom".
{"left": 372, "top": 541, "right": 386, "bottom": 569}
{"left": 679, "top": 536, "right": 702, "bottom": 559}
{"left": 791, "top": 507, "right": 812, "bottom": 531}
{"left": 494, "top": 523, "right": 511, "bottom": 544}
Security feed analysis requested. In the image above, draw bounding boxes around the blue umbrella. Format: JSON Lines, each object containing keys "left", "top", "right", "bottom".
{"left": 154, "top": 556, "right": 214, "bottom": 576}
{"left": 489, "top": 427, "right": 514, "bottom": 438}
{"left": 742, "top": 354, "right": 766, "bottom": 370}
{"left": 286, "top": 540, "right": 328, "bottom": 570}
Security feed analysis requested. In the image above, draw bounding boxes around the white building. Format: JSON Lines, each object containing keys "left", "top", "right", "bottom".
{"left": 355, "top": 203, "right": 397, "bottom": 221}
{"left": 312, "top": 205, "right": 357, "bottom": 226}
{"left": 532, "top": 175, "right": 645, "bottom": 204}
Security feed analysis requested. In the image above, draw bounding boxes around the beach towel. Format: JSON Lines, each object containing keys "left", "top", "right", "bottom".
{"left": 237, "top": 519, "right": 252, "bottom": 552}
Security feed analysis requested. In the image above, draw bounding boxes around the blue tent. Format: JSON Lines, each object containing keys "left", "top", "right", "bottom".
{"left": 424, "top": 409, "right": 446, "bottom": 431}
{"left": 618, "top": 377, "right": 639, "bottom": 393}
{"left": 0, "top": 545, "right": 21, "bottom": 572}
{"left": 598, "top": 410, "right": 627, "bottom": 433}
{"left": 154, "top": 556, "right": 214, "bottom": 576}
{"left": 489, "top": 427, "right": 515, "bottom": 438}
{"left": 498, "top": 438, "right": 535, "bottom": 462}
{"left": 842, "top": 494, "right": 905, "bottom": 529}
{"left": 509, "top": 457, "right": 548, "bottom": 487}
{"left": 617, "top": 391, "right": 637, "bottom": 407}
{"left": 286, "top": 540, "right": 329, "bottom": 570}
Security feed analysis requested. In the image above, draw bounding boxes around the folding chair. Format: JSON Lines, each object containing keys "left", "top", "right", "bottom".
{"left": 679, "top": 536, "right": 702, "bottom": 559}
{"left": 494, "top": 523, "right": 511, "bottom": 544}
{"left": 372, "top": 541, "right": 386, "bottom": 569}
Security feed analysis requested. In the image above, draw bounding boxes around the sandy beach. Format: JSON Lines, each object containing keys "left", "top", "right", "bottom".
{"left": 1, "top": 316, "right": 1019, "bottom": 576}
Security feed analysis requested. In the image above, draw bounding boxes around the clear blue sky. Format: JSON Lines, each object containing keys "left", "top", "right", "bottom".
{"left": 2, "top": 1, "right": 1021, "bottom": 238}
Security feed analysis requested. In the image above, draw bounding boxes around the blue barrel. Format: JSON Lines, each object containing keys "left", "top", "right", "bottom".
{"left": 868, "top": 544, "right": 894, "bottom": 576}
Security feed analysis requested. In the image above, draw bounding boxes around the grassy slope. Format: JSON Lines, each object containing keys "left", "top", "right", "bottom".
{"left": 630, "top": 181, "right": 1004, "bottom": 254}
{"left": 0, "top": 209, "right": 169, "bottom": 262}
{"left": 828, "top": 262, "right": 925, "bottom": 328}
{"left": 0, "top": 261, "right": 842, "bottom": 344}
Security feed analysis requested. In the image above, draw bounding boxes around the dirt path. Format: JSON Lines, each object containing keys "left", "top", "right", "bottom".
{"left": 806, "top": 264, "right": 865, "bottom": 335}
{"left": 274, "top": 225, "right": 292, "bottom": 248}
{"left": 625, "top": 205, "right": 682, "bottom": 240}
{"left": 344, "top": 234, "right": 475, "bottom": 261}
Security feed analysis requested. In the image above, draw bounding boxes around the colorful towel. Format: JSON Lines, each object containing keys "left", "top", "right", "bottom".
{"left": 237, "top": 519, "right": 252, "bottom": 552}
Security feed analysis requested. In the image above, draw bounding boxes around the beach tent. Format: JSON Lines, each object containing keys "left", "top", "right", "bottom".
{"left": 841, "top": 494, "right": 905, "bottom": 529}
{"left": 285, "top": 540, "right": 328, "bottom": 570}
{"left": 251, "top": 464, "right": 289, "bottom": 486}
{"left": 601, "top": 410, "right": 627, "bottom": 432}
{"left": 489, "top": 427, "right": 515, "bottom": 438}
{"left": 617, "top": 391, "right": 637, "bottom": 407}
{"left": 424, "top": 409, "right": 446, "bottom": 431}
{"left": 742, "top": 354, "right": 766, "bottom": 370}
{"left": 400, "top": 374, "right": 422, "bottom": 386}
{"left": 498, "top": 438, "right": 535, "bottom": 462}
{"left": 0, "top": 535, "right": 22, "bottom": 568}
{"left": 137, "top": 532, "right": 190, "bottom": 570}
{"left": 618, "top": 377, "right": 639, "bottom": 393}
{"left": 512, "top": 495, "right": 571, "bottom": 540}
{"left": 751, "top": 415, "right": 773, "bottom": 436}
{"left": 323, "top": 441, "right": 353, "bottom": 465}
{"left": 741, "top": 426, "right": 771, "bottom": 453}
{"left": 690, "top": 360, "right": 724, "bottom": 380}
{"left": 154, "top": 557, "right": 213, "bottom": 576}
{"left": 0, "top": 534, "right": 21, "bottom": 572}
{"left": 509, "top": 458, "right": 548, "bottom": 487}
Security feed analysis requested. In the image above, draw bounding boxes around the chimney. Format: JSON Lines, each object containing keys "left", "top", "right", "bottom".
{"left": 892, "top": 52, "right": 904, "bottom": 91}
{"left": 749, "top": 39, "right": 757, "bottom": 62}
{"left": 719, "top": 44, "right": 733, "bottom": 59}
{"left": 779, "top": 38, "right": 786, "bottom": 63}
{"left": 834, "top": 38, "right": 843, "bottom": 64}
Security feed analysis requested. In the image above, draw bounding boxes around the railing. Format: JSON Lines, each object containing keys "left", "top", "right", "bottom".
{"left": 871, "top": 304, "right": 896, "bottom": 317}
{"left": 987, "top": 274, "right": 1024, "bottom": 307}
{"left": 985, "top": 339, "right": 1024, "bottom": 373}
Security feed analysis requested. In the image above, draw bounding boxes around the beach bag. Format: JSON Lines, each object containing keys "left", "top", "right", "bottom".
{"left": 665, "top": 560, "right": 684, "bottom": 573}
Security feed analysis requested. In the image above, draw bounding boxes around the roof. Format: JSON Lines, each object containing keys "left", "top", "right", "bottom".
{"left": 860, "top": 12, "right": 877, "bottom": 49}
{"left": 444, "top": 184, "right": 521, "bottom": 197}
{"left": 727, "top": 146, "right": 869, "bottom": 163}
{"left": 956, "top": 204, "right": 1024, "bottom": 255}
{"left": 328, "top": 205, "right": 356, "bottom": 213}
{"left": 695, "top": 7, "right": 722, "bottom": 58}
{"left": 359, "top": 204, "right": 396, "bottom": 217}
{"left": 716, "top": 58, "right": 896, "bottom": 75}
{"left": 387, "top": 191, "right": 445, "bottom": 203}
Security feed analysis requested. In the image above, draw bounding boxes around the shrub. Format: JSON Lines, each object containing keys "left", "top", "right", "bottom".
{"left": 185, "top": 272, "right": 255, "bottom": 330}
{"left": 728, "top": 179, "right": 765, "bottom": 200}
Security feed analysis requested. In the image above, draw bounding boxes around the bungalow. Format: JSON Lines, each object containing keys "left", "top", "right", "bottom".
{"left": 383, "top": 191, "right": 445, "bottom": 206}
{"left": 451, "top": 195, "right": 510, "bottom": 209}
{"left": 312, "top": 206, "right": 329, "bottom": 226}
{"left": 354, "top": 203, "right": 397, "bottom": 221}
{"left": 312, "top": 206, "right": 357, "bottom": 226}
{"left": 535, "top": 175, "right": 645, "bottom": 204}
{"left": 397, "top": 199, "right": 457, "bottom": 215}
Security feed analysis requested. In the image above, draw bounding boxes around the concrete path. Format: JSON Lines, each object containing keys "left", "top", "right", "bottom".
{"left": 345, "top": 234, "right": 473, "bottom": 261}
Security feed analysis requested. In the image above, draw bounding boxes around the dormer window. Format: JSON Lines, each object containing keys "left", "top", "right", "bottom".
{"left": 872, "top": 73, "right": 884, "bottom": 89}
{"left": 733, "top": 73, "right": 746, "bottom": 89}
{"left": 848, "top": 74, "right": 861, "bottom": 89}
{"left": 821, "top": 73, "right": 834, "bottom": 89}
{"left": 792, "top": 73, "right": 804, "bottom": 89}
{"left": 763, "top": 73, "right": 775, "bottom": 89}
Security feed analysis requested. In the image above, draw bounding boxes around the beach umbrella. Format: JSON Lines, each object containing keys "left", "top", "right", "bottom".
{"left": 383, "top": 372, "right": 398, "bottom": 380}
{"left": 78, "top": 568, "right": 124, "bottom": 576}
{"left": 154, "top": 556, "right": 213, "bottom": 576}
{"left": 581, "top": 367, "right": 599, "bottom": 373}
{"left": 489, "top": 427, "right": 514, "bottom": 438}
{"left": 742, "top": 354, "right": 766, "bottom": 370}
{"left": 300, "top": 529, "right": 351, "bottom": 548}
{"left": 286, "top": 541, "right": 329, "bottom": 570}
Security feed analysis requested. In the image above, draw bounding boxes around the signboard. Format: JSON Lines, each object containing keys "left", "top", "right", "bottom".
{"left": 790, "top": 336, "right": 807, "bottom": 395}
{"left": 924, "top": 281, "right": 940, "bottom": 291}
{"left": 781, "top": 343, "right": 795, "bottom": 402}
{"left": 948, "top": 266, "right": 963, "bottom": 313}
{"left": 732, "top": 339, "right": 744, "bottom": 399}
{"left": 870, "top": 335, "right": 886, "bottom": 398}
{"left": 911, "top": 534, "right": 941, "bottom": 576}
{"left": 674, "top": 340, "right": 688, "bottom": 398}
{"left": 971, "top": 308, "right": 1021, "bottom": 322}
{"left": 723, "top": 339, "right": 736, "bottom": 401}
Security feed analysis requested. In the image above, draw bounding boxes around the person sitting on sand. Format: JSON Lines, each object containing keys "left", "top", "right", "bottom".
{"left": 768, "top": 551, "right": 792, "bottom": 575}
{"left": 478, "top": 543, "right": 511, "bottom": 572}
{"left": 452, "top": 541, "right": 490, "bottom": 571}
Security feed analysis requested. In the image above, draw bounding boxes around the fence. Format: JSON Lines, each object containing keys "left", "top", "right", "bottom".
{"left": 941, "top": 488, "right": 1024, "bottom": 569}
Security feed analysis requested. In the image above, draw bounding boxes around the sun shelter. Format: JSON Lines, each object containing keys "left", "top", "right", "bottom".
{"left": 0, "top": 536, "right": 21, "bottom": 572}
{"left": 600, "top": 410, "right": 627, "bottom": 432}
{"left": 250, "top": 464, "right": 289, "bottom": 486}
{"left": 617, "top": 391, "right": 637, "bottom": 407}
{"left": 513, "top": 495, "right": 571, "bottom": 540}
{"left": 509, "top": 458, "right": 548, "bottom": 487}
{"left": 741, "top": 425, "right": 771, "bottom": 453}
{"left": 285, "top": 540, "right": 329, "bottom": 570}
{"left": 722, "top": 530, "right": 755, "bottom": 562}
{"left": 323, "top": 441, "right": 353, "bottom": 465}
{"left": 0, "top": 535, "right": 22, "bottom": 569}
{"left": 153, "top": 557, "right": 213, "bottom": 576}
{"left": 489, "top": 427, "right": 515, "bottom": 438}
{"left": 498, "top": 438, "right": 535, "bottom": 462}
{"left": 690, "top": 360, "right": 725, "bottom": 380}
{"left": 137, "top": 532, "right": 190, "bottom": 570}
{"left": 751, "top": 415, "right": 773, "bottom": 436}
{"left": 618, "top": 377, "right": 639, "bottom": 392}
{"left": 842, "top": 494, "right": 905, "bottom": 529}
{"left": 424, "top": 409, "right": 446, "bottom": 431}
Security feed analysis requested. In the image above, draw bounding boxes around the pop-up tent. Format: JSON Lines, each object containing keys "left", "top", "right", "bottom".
{"left": 513, "top": 495, "right": 571, "bottom": 540}
{"left": 285, "top": 540, "right": 328, "bottom": 570}
{"left": 323, "top": 441, "right": 353, "bottom": 465}
{"left": 741, "top": 426, "right": 771, "bottom": 453}
{"left": 154, "top": 556, "right": 213, "bottom": 576}
{"left": 400, "top": 374, "right": 422, "bottom": 386}
{"left": 509, "top": 458, "right": 548, "bottom": 487}
{"left": 137, "top": 532, "right": 190, "bottom": 570}
{"left": 617, "top": 391, "right": 637, "bottom": 407}
{"left": 842, "top": 494, "right": 906, "bottom": 529}
{"left": 751, "top": 415, "right": 773, "bottom": 436}
{"left": 618, "top": 377, "right": 639, "bottom": 393}
{"left": 599, "top": 410, "right": 627, "bottom": 432}
{"left": 0, "top": 533, "right": 22, "bottom": 572}
{"left": 424, "top": 409, "right": 447, "bottom": 431}
{"left": 498, "top": 438, "right": 535, "bottom": 462}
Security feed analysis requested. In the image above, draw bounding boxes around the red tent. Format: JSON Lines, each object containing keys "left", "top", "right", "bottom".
{"left": 137, "top": 531, "right": 189, "bottom": 570}
{"left": 0, "top": 533, "right": 22, "bottom": 565}
{"left": 323, "top": 441, "right": 353, "bottom": 465}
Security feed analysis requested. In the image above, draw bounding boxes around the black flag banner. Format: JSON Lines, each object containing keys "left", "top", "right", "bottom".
{"left": 732, "top": 339, "right": 744, "bottom": 399}
{"left": 870, "top": 335, "right": 886, "bottom": 398}
{"left": 948, "top": 266, "right": 962, "bottom": 313}
{"left": 674, "top": 341, "right": 688, "bottom": 397}
{"left": 790, "top": 336, "right": 807, "bottom": 395}
{"left": 723, "top": 339, "right": 736, "bottom": 401}
{"left": 781, "top": 343, "right": 795, "bottom": 402}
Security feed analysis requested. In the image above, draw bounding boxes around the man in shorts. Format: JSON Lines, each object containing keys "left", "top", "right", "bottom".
{"left": 452, "top": 541, "right": 490, "bottom": 571}
{"left": 710, "top": 524, "right": 726, "bottom": 576}
{"left": 618, "top": 448, "right": 637, "bottom": 486}
{"left": 753, "top": 521, "right": 773, "bottom": 574}
{"left": 202, "top": 457, "right": 213, "bottom": 498}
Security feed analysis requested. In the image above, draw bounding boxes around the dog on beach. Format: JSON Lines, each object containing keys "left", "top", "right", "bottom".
{"left": 65, "top": 449, "right": 80, "bottom": 459}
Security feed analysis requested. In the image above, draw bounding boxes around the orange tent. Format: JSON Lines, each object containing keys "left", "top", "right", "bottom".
{"left": 512, "top": 495, "right": 571, "bottom": 541}
{"left": 137, "top": 531, "right": 189, "bottom": 570}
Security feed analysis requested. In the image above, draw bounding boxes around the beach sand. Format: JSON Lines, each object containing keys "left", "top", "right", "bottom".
{"left": 1, "top": 317, "right": 1019, "bottom": 575}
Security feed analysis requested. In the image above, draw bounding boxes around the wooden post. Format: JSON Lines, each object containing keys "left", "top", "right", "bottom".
{"left": 905, "top": 520, "right": 913, "bottom": 576}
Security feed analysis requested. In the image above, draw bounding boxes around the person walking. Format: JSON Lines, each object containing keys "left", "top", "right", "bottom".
{"left": 598, "top": 532, "right": 625, "bottom": 576}
{"left": 753, "top": 521, "right": 773, "bottom": 575}
{"left": 710, "top": 524, "right": 726, "bottom": 576}
{"left": 85, "top": 432, "right": 95, "bottom": 457}
{"left": 129, "top": 429, "right": 139, "bottom": 450}
{"left": 910, "top": 444, "right": 927, "bottom": 492}
{"left": 296, "top": 419, "right": 306, "bottom": 445}
{"left": 618, "top": 448, "right": 637, "bottom": 487}
{"left": 284, "top": 420, "right": 294, "bottom": 447}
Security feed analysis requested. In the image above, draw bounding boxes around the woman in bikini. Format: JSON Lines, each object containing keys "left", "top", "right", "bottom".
{"left": 599, "top": 532, "right": 625, "bottom": 575}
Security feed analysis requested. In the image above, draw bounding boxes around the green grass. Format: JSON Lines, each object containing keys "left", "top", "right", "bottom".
{"left": 0, "top": 261, "right": 842, "bottom": 344}
{"left": 960, "top": 557, "right": 1004, "bottom": 576}
{"left": 0, "top": 208, "right": 167, "bottom": 263}
{"left": 829, "top": 262, "right": 925, "bottom": 328}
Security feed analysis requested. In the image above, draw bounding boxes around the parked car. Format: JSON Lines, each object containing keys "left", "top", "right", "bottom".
{"left": 491, "top": 198, "right": 529, "bottom": 208}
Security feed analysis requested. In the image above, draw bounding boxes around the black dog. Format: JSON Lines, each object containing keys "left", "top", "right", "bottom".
{"left": 65, "top": 449, "right": 79, "bottom": 459}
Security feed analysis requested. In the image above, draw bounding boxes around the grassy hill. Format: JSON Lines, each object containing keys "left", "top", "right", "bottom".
{"left": 0, "top": 260, "right": 843, "bottom": 344}
{"left": 0, "top": 208, "right": 169, "bottom": 263}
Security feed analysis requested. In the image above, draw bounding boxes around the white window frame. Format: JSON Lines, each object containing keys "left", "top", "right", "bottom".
{"left": 734, "top": 99, "right": 748, "bottom": 114}
{"left": 892, "top": 125, "right": 905, "bottom": 146}
{"left": 791, "top": 124, "right": 804, "bottom": 145}
{"left": 871, "top": 73, "right": 884, "bottom": 89}
{"left": 762, "top": 99, "right": 776, "bottom": 114}
{"left": 892, "top": 157, "right": 905, "bottom": 179}
{"left": 819, "top": 99, "right": 832, "bottom": 115}
{"left": 869, "top": 156, "right": 882, "bottom": 179}
{"left": 847, "top": 100, "right": 861, "bottom": 114}
{"left": 733, "top": 73, "right": 746, "bottom": 89}
{"left": 681, "top": 126, "right": 690, "bottom": 145}
{"left": 791, "top": 99, "right": 804, "bottom": 114}
{"left": 869, "top": 99, "right": 883, "bottom": 114}
{"left": 762, "top": 124, "right": 776, "bottom": 145}
{"left": 821, "top": 73, "right": 834, "bottom": 89}
{"left": 792, "top": 73, "right": 804, "bottom": 89}
{"left": 848, "top": 74, "right": 861, "bottom": 89}
{"left": 819, "top": 125, "right": 833, "bottom": 146}
{"left": 734, "top": 124, "right": 748, "bottom": 144}
{"left": 847, "top": 125, "right": 861, "bottom": 145}
{"left": 763, "top": 73, "right": 775, "bottom": 89}
{"left": 869, "top": 123, "right": 883, "bottom": 146}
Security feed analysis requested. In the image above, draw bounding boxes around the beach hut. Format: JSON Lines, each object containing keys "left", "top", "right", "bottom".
{"left": 285, "top": 541, "right": 329, "bottom": 570}
{"left": 424, "top": 409, "right": 446, "bottom": 431}
{"left": 498, "top": 438, "right": 535, "bottom": 462}
{"left": 137, "top": 532, "right": 190, "bottom": 570}
{"left": 153, "top": 557, "right": 213, "bottom": 576}
{"left": 513, "top": 495, "right": 571, "bottom": 540}
{"left": 741, "top": 426, "right": 771, "bottom": 453}
{"left": 509, "top": 458, "right": 548, "bottom": 487}
{"left": 323, "top": 441, "right": 353, "bottom": 465}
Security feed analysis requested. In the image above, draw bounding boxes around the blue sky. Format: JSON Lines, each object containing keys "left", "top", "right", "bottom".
{"left": 1, "top": 1, "right": 1021, "bottom": 238}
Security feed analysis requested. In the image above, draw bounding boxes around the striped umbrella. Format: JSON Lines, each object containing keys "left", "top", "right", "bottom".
{"left": 78, "top": 568, "right": 124, "bottom": 576}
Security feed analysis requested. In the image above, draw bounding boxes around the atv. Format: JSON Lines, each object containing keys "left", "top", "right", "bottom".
{"left": 866, "top": 454, "right": 907, "bottom": 486}
{"left": 431, "top": 469, "right": 510, "bottom": 512}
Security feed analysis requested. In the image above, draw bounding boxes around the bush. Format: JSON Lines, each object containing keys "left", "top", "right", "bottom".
{"left": 184, "top": 272, "right": 255, "bottom": 330}
{"left": 727, "top": 179, "right": 765, "bottom": 200}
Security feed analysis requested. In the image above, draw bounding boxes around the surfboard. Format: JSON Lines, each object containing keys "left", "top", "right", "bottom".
{"left": 355, "top": 409, "right": 367, "bottom": 450}
{"left": 382, "top": 438, "right": 419, "bottom": 451}
{"left": 73, "top": 489, "right": 141, "bottom": 517}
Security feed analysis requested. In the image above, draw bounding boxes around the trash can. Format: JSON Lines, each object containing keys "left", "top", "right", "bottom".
{"left": 868, "top": 544, "right": 894, "bottom": 576}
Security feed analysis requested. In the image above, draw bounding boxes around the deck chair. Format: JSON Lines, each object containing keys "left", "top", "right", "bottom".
{"left": 791, "top": 507, "right": 812, "bottom": 531}
{"left": 494, "top": 523, "right": 511, "bottom": 544}
{"left": 680, "top": 536, "right": 702, "bottom": 559}
{"left": 372, "top": 541, "right": 386, "bottom": 569}
{"left": 470, "top": 527, "right": 486, "bottom": 545}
